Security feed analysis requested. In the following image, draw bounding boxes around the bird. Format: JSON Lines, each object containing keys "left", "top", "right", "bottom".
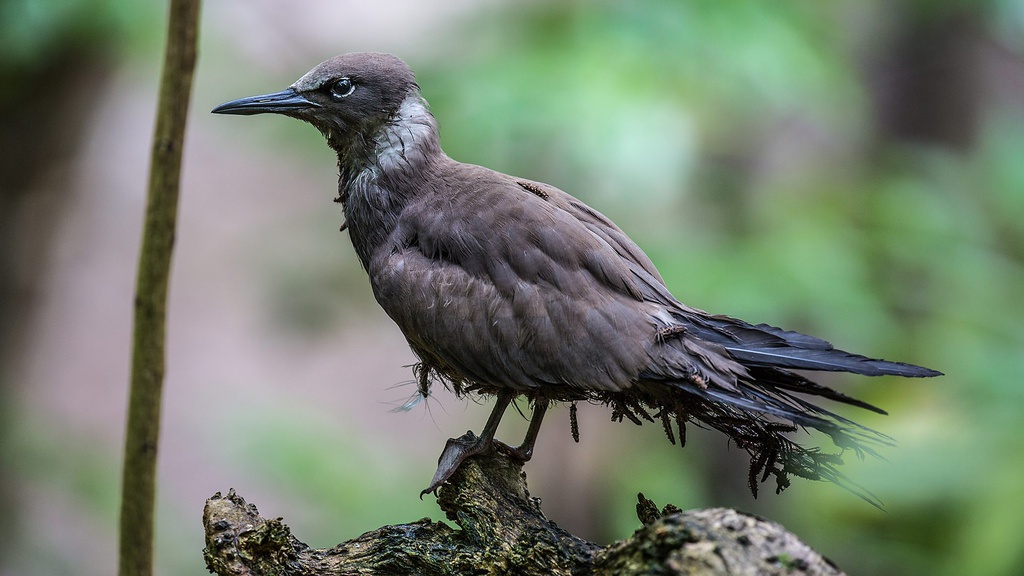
{"left": 213, "top": 52, "right": 941, "bottom": 505}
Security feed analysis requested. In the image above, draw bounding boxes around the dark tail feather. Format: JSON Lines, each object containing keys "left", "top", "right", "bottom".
{"left": 685, "top": 315, "right": 942, "bottom": 377}
{"left": 629, "top": 362, "right": 897, "bottom": 507}
{"left": 748, "top": 365, "right": 888, "bottom": 415}
{"left": 620, "top": 313, "right": 940, "bottom": 506}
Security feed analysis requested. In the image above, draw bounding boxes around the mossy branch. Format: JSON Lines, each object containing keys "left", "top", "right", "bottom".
{"left": 118, "top": 1, "right": 200, "bottom": 575}
{"left": 202, "top": 450, "right": 844, "bottom": 575}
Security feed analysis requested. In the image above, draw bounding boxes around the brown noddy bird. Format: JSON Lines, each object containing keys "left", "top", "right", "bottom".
{"left": 213, "top": 52, "right": 940, "bottom": 505}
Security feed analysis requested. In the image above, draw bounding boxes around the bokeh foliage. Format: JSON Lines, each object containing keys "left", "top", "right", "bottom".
{"left": 3, "top": 1, "right": 1023, "bottom": 575}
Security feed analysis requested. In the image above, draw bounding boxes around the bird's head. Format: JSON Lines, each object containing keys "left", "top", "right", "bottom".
{"left": 212, "top": 52, "right": 420, "bottom": 151}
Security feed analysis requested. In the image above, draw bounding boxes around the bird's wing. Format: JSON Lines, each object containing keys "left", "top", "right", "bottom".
{"left": 367, "top": 164, "right": 741, "bottom": 393}
{"left": 513, "top": 177, "right": 667, "bottom": 285}
{"left": 678, "top": 314, "right": 942, "bottom": 377}
{"left": 519, "top": 179, "right": 939, "bottom": 379}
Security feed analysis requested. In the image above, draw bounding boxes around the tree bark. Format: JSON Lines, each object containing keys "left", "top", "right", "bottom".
{"left": 202, "top": 449, "right": 843, "bottom": 575}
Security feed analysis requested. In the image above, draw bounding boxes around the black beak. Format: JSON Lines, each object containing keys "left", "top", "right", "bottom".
{"left": 211, "top": 88, "right": 320, "bottom": 115}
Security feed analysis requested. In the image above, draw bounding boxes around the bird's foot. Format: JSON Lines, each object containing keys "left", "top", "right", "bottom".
{"left": 420, "top": 430, "right": 493, "bottom": 498}
{"left": 494, "top": 440, "right": 534, "bottom": 462}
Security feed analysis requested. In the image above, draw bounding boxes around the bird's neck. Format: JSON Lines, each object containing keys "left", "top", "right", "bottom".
{"left": 334, "top": 94, "right": 444, "bottom": 269}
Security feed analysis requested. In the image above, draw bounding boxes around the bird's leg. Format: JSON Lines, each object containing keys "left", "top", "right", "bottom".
{"left": 500, "top": 398, "right": 549, "bottom": 462}
{"left": 421, "top": 390, "right": 515, "bottom": 496}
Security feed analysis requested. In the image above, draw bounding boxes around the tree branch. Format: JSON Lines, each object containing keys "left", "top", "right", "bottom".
{"left": 203, "top": 450, "right": 843, "bottom": 575}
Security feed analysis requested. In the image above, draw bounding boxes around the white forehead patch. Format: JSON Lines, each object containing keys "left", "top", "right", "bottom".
{"left": 292, "top": 65, "right": 334, "bottom": 92}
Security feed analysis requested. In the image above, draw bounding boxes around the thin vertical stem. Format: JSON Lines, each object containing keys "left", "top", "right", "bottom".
{"left": 118, "top": 1, "right": 200, "bottom": 575}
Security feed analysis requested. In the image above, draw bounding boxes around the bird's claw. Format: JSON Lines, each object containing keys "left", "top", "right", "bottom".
{"left": 420, "top": 430, "right": 491, "bottom": 498}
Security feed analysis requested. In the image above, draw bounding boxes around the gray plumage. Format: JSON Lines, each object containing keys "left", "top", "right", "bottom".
{"left": 213, "top": 53, "right": 941, "bottom": 504}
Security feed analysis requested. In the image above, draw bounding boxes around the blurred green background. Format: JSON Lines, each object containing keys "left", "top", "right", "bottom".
{"left": 2, "top": 0, "right": 1023, "bottom": 574}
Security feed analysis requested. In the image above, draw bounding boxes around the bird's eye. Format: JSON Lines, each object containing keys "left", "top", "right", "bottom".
{"left": 329, "top": 78, "right": 355, "bottom": 100}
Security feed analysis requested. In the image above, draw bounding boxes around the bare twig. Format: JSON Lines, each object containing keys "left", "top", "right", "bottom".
{"left": 118, "top": 1, "right": 200, "bottom": 575}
